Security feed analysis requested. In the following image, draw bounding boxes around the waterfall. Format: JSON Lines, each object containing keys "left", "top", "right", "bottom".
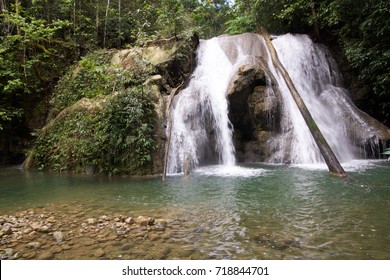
{"left": 167, "top": 33, "right": 388, "bottom": 174}
{"left": 167, "top": 38, "right": 236, "bottom": 173}
{"left": 267, "top": 34, "right": 355, "bottom": 164}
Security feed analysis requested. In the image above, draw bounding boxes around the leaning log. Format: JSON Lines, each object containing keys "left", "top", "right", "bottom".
{"left": 260, "top": 28, "right": 347, "bottom": 177}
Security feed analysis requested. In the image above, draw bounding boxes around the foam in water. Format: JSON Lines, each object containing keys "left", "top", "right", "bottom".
{"left": 291, "top": 159, "right": 386, "bottom": 172}
{"left": 194, "top": 165, "right": 267, "bottom": 178}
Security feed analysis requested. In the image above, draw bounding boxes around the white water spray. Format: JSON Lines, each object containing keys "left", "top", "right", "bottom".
{"left": 167, "top": 38, "right": 236, "bottom": 173}
{"left": 267, "top": 34, "right": 355, "bottom": 164}
{"left": 167, "top": 33, "right": 387, "bottom": 174}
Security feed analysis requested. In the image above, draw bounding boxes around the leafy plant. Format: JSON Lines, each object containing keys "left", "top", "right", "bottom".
{"left": 33, "top": 85, "right": 156, "bottom": 175}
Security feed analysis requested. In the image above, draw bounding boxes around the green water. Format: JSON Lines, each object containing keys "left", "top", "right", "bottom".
{"left": 1, "top": 160, "right": 390, "bottom": 259}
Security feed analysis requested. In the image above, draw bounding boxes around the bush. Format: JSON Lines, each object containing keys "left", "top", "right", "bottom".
{"left": 34, "top": 87, "right": 156, "bottom": 175}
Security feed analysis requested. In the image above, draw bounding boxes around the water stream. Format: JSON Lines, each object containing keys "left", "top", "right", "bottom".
{"left": 1, "top": 33, "right": 389, "bottom": 260}
{"left": 167, "top": 33, "right": 385, "bottom": 172}
{"left": 1, "top": 162, "right": 389, "bottom": 259}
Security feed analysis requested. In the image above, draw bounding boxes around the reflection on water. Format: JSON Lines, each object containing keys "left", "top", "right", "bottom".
{"left": 1, "top": 160, "right": 390, "bottom": 259}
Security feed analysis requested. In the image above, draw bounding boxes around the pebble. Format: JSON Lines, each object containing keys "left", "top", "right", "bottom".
{"left": 87, "top": 218, "right": 97, "bottom": 224}
{"left": 26, "top": 241, "right": 41, "bottom": 249}
{"left": 38, "top": 225, "right": 50, "bottom": 233}
{"left": 53, "top": 231, "right": 65, "bottom": 243}
{"left": 94, "top": 248, "right": 105, "bottom": 258}
{"left": 122, "top": 244, "right": 132, "bottom": 251}
{"left": 0, "top": 248, "right": 14, "bottom": 260}
{"left": 0, "top": 208, "right": 185, "bottom": 260}
{"left": 37, "top": 251, "right": 54, "bottom": 260}
{"left": 61, "top": 244, "right": 72, "bottom": 251}
{"left": 2, "top": 223, "right": 13, "bottom": 235}
{"left": 137, "top": 216, "right": 153, "bottom": 226}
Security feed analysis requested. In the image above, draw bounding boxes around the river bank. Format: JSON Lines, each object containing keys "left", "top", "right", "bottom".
{"left": 0, "top": 203, "right": 196, "bottom": 260}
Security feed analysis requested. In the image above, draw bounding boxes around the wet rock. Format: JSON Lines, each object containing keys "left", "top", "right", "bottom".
{"left": 87, "top": 218, "right": 97, "bottom": 225}
{"left": 0, "top": 248, "right": 14, "bottom": 260}
{"left": 122, "top": 244, "right": 132, "bottom": 251}
{"left": 144, "top": 247, "right": 171, "bottom": 260}
{"left": 155, "top": 219, "right": 167, "bottom": 227}
{"left": 53, "top": 231, "right": 65, "bottom": 243}
{"left": 94, "top": 248, "right": 105, "bottom": 258}
{"left": 22, "top": 251, "right": 36, "bottom": 259}
{"left": 23, "top": 228, "right": 33, "bottom": 235}
{"left": 137, "top": 216, "right": 154, "bottom": 226}
{"left": 83, "top": 239, "right": 96, "bottom": 246}
{"left": 38, "top": 225, "right": 50, "bottom": 233}
{"left": 37, "top": 251, "right": 54, "bottom": 260}
{"left": 30, "top": 222, "right": 41, "bottom": 230}
{"left": 61, "top": 244, "right": 72, "bottom": 251}
{"left": 26, "top": 241, "right": 41, "bottom": 249}
{"left": 46, "top": 216, "right": 56, "bottom": 223}
{"left": 111, "top": 241, "right": 122, "bottom": 247}
{"left": 149, "top": 234, "right": 160, "bottom": 241}
{"left": 52, "top": 245, "right": 63, "bottom": 254}
{"left": 2, "top": 223, "right": 13, "bottom": 235}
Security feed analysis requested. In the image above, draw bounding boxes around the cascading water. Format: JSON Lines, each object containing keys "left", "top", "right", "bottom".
{"left": 267, "top": 34, "right": 355, "bottom": 164}
{"left": 167, "top": 33, "right": 388, "bottom": 174}
{"left": 167, "top": 38, "right": 236, "bottom": 173}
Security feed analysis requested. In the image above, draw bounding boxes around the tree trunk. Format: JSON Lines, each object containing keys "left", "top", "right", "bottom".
{"left": 103, "top": 0, "right": 110, "bottom": 48}
{"left": 118, "top": 0, "right": 121, "bottom": 48}
{"left": 95, "top": 0, "right": 99, "bottom": 43}
{"left": 260, "top": 28, "right": 347, "bottom": 177}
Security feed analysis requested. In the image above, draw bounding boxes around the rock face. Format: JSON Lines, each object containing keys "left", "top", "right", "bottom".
{"left": 24, "top": 35, "right": 199, "bottom": 175}
{"left": 223, "top": 34, "right": 390, "bottom": 163}
{"left": 226, "top": 56, "right": 282, "bottom": 162}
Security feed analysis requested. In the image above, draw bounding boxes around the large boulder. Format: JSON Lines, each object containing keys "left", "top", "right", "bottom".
{"left": 226, "top": 56, "right": 283, "bottom": 162}
{"left": 24, "top": 36, "right": 199, "bottom": 175}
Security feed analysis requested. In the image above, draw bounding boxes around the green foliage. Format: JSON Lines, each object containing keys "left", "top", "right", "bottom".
{"left": 0, "top": 3, "right": 77, "bottom": 135}
{"left": 51, "top": 50, "right": 116, "bottom": 112}
{"left": 34, "top": 86, "right": 156, "bottom": 175}
{"left": 229, "top": 0, "right": 389, "bottom": 125}
{"left": 103, "top": 87, "right": 156, "bottom": 173}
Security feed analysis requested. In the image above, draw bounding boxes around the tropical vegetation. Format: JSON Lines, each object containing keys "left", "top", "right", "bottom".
{"left": 1, "top": 0, "right": 389, "bottom": 168}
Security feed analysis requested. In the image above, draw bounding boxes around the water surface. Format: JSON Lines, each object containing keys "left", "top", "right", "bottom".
{"left": 1, "top": 160, "right": 389, "bottom": 259}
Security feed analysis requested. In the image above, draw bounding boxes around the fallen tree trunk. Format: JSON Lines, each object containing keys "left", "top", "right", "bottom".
{"left": 260, "top": 28, "right": 347, "bottom": 177}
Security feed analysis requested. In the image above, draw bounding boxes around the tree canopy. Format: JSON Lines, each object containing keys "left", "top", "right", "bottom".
{"left": 0, "top": 0, "right": 389, "bottom": 164}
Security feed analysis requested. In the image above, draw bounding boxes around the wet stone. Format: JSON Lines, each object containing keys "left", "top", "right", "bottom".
{"left": 111, "top": 241, "right": 122, "bottom": 247}
{"left": 0, "top": 248, "right": 14, "bottom": 260}
{"left": 22, "top": 251, "right": 36, "bottom": 259}
{"left": 2, "top": 224, "right": 13, "bottom": 235}
{"left": 61, "top": 244, "right": 72, "bottom": 251}
{"left": 37, "top": 251, "right": 54, "bottom": 260}
{"left": 87, "top": 218, "right": 97, "bottom": 225}
{"left": 38, "top": 225, "right": 50, "bottom": 233}
{"left": 122, "top": 244, "right": 132, "bottom": 251}
{"left": 26, "top": 241, "right": 41, "bottom": 249}
{"left": 94, "top": 248, "right": 105, "bottom": 258}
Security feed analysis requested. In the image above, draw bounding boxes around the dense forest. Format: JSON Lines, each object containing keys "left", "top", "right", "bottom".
{"left": 1, "top": 0, "right": 389, "bottom": 166}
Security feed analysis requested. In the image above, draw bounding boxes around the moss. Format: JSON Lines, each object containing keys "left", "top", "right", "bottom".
{"left": 30, "top": 35, "right": 198, "bottom": 175}
{"left": 34, "top": 88, "right": 156, "bottom": 175}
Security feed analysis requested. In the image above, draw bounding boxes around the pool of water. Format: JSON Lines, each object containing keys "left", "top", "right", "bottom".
{"left": 1, "top": 160, "right": 389, "bottom": 259}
